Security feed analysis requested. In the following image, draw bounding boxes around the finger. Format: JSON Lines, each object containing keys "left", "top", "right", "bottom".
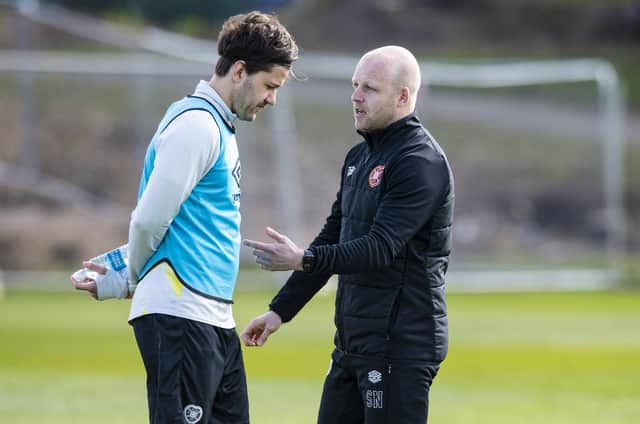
{"left": 241, "top": 326, "right": 261, "bottom": 347}
{"left": 72, "top": 279, "right": 97, "bottom": 292}
{"left": 258, "top": 261, "right": 273, "bottom": 271}
{"left": 254, "top": 254, "right": 274, "bottom": 267}
{"left": 254, "top": 250, "right": 272, "bottom": 260}
{"left": 240, "top": 330, "right": 254, "bottom": 346}
{"left": 71, "top": 276, "right": 87, "bottom": 289}
{"left": 70, "top": 275, "right": 80, "bottom": 287}
{"left": 265, "top": 227, "right": 286, "bottom": 243}
{"left": 82, "top": 261, "right": 107, "bottom": 275}
{"left": 256, "top": 328, "right": 271, "bottom": 346}
{"left": 243, "top": 239, "right": 273, "bottom": 252}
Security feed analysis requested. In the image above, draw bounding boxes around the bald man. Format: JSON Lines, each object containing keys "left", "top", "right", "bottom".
{"left": 241, "top": 45, "right": 454, "bottom": 423}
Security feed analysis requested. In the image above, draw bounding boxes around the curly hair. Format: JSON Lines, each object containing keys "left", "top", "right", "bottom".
{"left": 215, "top": 11, "right": 299, "bottom": 77}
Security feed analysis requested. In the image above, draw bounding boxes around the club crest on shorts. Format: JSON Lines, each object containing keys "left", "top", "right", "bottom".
{"left": 184, "top": 404, "right": 203, "bottom": 423}
{"left": 368, "top": 369, "right": 382, "bottom": 384}
{"left": 368, "top": 165, "right": 385, "bottom": 188}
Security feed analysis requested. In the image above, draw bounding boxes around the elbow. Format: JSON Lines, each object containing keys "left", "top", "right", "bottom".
{"left": 129, "top": 215, "right": 152, "bottom": 237}
{"left": 376, "top": 248, "right": 395, "bottom": 269}
{"left": 129, "top": 211, "right": 165, "bottom": 237}
{"left": 368, "top": 234, "right": 397, "bottom": 269}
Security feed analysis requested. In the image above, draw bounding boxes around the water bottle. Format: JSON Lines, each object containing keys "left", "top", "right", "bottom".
{"left": 72, "top": 244, "right": 129, "bottom": 282}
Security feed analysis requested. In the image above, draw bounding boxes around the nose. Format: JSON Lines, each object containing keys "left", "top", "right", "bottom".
{"left": 351, "top": 87, "right": 362, "bottom": 103}
{"left": 265, "top": 90, "right": 276, "bottom": 106}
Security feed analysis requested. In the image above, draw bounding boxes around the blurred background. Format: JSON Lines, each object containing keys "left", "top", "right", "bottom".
{"left": 0, "top": 1, "right": 639, "bottom": 423}
{"left": 1, "top": 0, "right": 639, "bottom": 288}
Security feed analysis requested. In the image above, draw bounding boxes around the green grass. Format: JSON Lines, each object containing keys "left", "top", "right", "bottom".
{"left": 1, "top": 286, "right": 639, "bottom": 423}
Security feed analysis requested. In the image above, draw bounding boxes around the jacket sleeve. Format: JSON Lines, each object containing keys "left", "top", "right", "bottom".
{"left": 309, "top": 189, "right": 343, "bottom": 248}
{"left": 268, "top": 166, "right": 345, "bottom": 322}
{"left": 310, "top": 151, "right": 450, "bottom": 275}
{"left": 268, "top": 271, "right": 332, "bottom": 323}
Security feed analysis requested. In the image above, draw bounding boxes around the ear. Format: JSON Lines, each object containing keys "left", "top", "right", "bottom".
{"left": 398, "top": 86, "right": 410, "bottom": 107}
{"left": 230, "top": 60, "right": 247, "bottom": 83}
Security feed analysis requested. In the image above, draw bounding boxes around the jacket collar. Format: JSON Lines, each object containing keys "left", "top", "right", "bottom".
{"left": 358, "top": 112, "right": 421, "bottom": 149}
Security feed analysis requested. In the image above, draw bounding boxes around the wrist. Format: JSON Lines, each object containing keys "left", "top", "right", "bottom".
{"left": 268, "top": 310, "right": 283, "bottom": 325}
{"left": 294, "top": 248, "right": 304, "bottom": 271}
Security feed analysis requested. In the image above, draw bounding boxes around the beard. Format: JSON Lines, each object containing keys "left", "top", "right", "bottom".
{"left": 233, "top": 78, "right": 260, "bottom": 122}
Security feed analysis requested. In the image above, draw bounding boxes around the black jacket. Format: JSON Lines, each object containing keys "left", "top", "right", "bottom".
{"left": 270, "top": 113, "right": 454, "bottom": 362}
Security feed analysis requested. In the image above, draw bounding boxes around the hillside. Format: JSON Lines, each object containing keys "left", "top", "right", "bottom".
{"left": 0, "top": 2, "right": 639, "bottom": 271}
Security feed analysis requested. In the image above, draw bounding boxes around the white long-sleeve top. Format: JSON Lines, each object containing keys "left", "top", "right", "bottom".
{"left": 127, "top": 81, "right": 237, "bottom": 329}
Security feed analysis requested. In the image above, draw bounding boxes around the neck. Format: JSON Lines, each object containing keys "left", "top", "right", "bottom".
{"left": 209, "top": 76, "right": 233, "bottom": 111}
{"left": 396, "top": 108, "right": 414, "bottom": 122}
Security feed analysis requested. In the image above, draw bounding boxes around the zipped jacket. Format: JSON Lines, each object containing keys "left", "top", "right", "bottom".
{"left": 270, "top": 113, "right": 454, "bottom": 362}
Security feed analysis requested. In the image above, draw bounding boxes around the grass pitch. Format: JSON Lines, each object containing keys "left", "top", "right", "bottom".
{"left": 1, "top": 281, "right": 639, "bottom": 423}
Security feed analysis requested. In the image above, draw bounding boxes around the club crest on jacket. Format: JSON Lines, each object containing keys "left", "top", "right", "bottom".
{"left": 368, "top": 165, "right": 385, "bottom": 188}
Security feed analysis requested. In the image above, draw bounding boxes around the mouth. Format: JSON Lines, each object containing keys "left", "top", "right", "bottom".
{"left": 354, "top": 108, "right": 366, "bottom": 117}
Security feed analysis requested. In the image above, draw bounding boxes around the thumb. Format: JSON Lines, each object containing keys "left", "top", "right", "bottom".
{"left": 83, "top": 261, "right": 108, "bottom": 275}
{"left": 265, "top": 226, "right": 286, "bottom": 243}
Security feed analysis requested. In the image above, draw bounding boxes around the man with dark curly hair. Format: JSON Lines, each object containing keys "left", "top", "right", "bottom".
{"left": 72, "top": 11, "right": 298, "bottom": 424}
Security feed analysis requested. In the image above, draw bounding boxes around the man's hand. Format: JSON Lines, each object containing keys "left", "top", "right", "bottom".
{"left": 70, "top": 261, "right": 106, "bottom": 300}
{"left": 243, "top": 227, "right": 305, "bottom": 271}
{"left": 70, "top": 261, "right": 131, "bottom": 300}
{"left": 240, "top": 311, "right": 283, "bottom": 347}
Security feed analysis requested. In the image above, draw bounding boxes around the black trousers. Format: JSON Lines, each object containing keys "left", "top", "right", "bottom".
{"left": 132, "top": 314, "right": 249, "bottom": 424}
{"left": 318, "top": 349, "right": 440, "bottom": 424}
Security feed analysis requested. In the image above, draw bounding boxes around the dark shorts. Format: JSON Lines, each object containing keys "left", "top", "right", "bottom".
{"left": 132, "top": 314, "right": 249, "bottom": 424}
{"left": 317, "top": 349, "right": 440, "bottom": 424}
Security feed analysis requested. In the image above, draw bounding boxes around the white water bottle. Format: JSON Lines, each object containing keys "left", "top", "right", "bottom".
{"left": 72, "top": 244, "right": 129, "bottom": 282}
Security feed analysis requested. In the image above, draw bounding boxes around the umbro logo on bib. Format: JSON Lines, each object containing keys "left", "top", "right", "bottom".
{"left": 232, "top": 158, "right": 242, "bottom": 187}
